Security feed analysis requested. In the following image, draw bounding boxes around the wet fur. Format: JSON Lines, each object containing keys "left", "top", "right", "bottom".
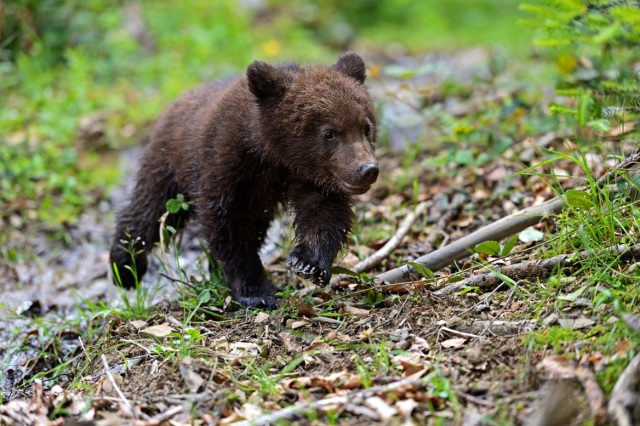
{"left": 110, "top": 53, "right": 378, "bottom": 308}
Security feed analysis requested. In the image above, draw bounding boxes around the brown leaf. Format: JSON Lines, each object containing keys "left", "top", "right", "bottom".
{"left": 296, "top": 301, "right": 316, "bottom": 318}
{"left": 399, "top": 360, "right": 425, "bottom": 377}
{"left": 441, "top": 338, "right": 467, "bottom": 349}
{"left": 253, "top": 312, "right": 270, "bottom": 324}
{"left": 343, "top": 306, "right": 370, "bottom": 316}
{"left": 140, "top": 324, "right": 174, "bottom": 339}
{"left": 279, "top": 331, "right": 302, "bottom": 352}
{"left": 305, "top": 338, "right": 334, "bottom": 352}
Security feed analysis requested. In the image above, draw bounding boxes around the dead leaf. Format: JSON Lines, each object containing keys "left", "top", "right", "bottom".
{"left": 179, "top": 361, "right": 204, "bottom": 393}
{"left": 229, "top": 342, "right": 260, "bottom": 358}
{"left": 140, "top": 324, "right": 174, "bottom": 339}
{"left": 291, "top": 320, "right": 310, "bottom": 329}
{"left": 305, "top": 338, "right": 334, "bottom": 352}
{"left": 129, "top": 320, "right": 147, "bottom": 330}
{"left": 279, "top": 331, "right": 302, "bottom": 352}
{"left": 253, "top": 312, "right": 270, "bottom": 324}
{"left": 395, "top": 398, "right": 419, "bottom": 419}
{"left": 343, "top": 306, "right": 370, "bottom": 316}
{"left": 441, "top": 338, "right": 467, "bottom": 349}
{"left": 558, "top": 316, "right": 595, "bottom": 330}
{"left": 399, "top": 360, "right": 425, "bottom": 377}
{"left": 296, "top": 301, "right": 316, "bottom": 318}
{"left": 364, "top": 396, "right": 397, "bottom": 422}
{"left": 452, "top": 215, "right": 473, "bottom": 227}
{"left": 359, "top": 328, "right": 374, "bottom": 339}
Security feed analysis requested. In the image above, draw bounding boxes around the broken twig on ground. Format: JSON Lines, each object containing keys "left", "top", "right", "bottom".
{"left": 608, "top": 353, "right": 640, "bottom": 426}
{"left": 433, "top": 243, "right": 640, "bottom": 296}
{"left": 232, "top": 374, "right": 426, "bottom": 426}
{"left": 101, "top": 354, "right": 135, "bottom": 418}
{"left": 375, "top": 196, "right": 566, "bottom": 284}
{"left": 375, "top": 149, "right": 640, "bottom": 285}
{"left": 331, "top": 200, "right": 430, "bottom": 285}
{"left": 536, "top": 356, "right": 606, "bottom": 425}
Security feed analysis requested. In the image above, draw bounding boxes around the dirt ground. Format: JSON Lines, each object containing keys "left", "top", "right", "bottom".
{"left": 1, "top": 50, "right": 637, "bottom": 425}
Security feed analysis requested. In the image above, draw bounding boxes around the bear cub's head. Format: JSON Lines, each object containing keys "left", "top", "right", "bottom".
{"left": 247, "top": 53, "right": 378, "bottom": 195}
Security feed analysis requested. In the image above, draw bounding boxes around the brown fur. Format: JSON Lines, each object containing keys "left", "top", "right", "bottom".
{"left": 110, "top": 53, "right": 378, "bottom": 308}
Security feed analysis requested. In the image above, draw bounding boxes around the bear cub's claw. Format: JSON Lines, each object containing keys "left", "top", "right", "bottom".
{"left": 234, "top": 279, "right": 280, "bottom": 309}
{"left": 286, "top": 253, "right": 330, "bottom": 285}
{"left": 236, "top": 295, "right": 280, "bottom": 310}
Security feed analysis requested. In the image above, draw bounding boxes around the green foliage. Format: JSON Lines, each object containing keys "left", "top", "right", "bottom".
{"left": 521, "top": 0, "right": 640, "bottom": 132}
{"left": 405, "top": 261, "right": 435, "bottom": 279}
{"left": 362, "top": 289, "right": 384, "bottom": 307}
{"left": 474, "top": 235, "right": 519, "bottom": 257}
{"left": 111, "top": 236, "right": 155, "bottom": 319}
{"left": 165, "top": 194, "right": 189, "bottom": 214}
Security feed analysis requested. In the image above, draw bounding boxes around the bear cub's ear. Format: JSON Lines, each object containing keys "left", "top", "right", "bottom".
{"left": 333, "top": 52, "right": 366, "bottom": 84}
{"left": 247, "top": 61, "right": 289, "bottom": 100}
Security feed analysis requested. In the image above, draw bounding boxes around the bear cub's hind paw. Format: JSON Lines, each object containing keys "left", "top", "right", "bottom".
{"left": 236, "top": 295, "right": 280, "bottom": 310}
{"left": 234, "top": 279, "right": 280, "bottom": 309}
{"left": 286, "top": 251, "right": 330, "bottom": 285}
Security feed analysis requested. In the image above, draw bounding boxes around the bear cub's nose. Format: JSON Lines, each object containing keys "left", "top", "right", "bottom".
{"left": 358, "top": 162, "right": 379, "bottom": 184}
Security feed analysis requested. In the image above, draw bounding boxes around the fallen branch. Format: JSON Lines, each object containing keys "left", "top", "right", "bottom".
{"left": 375, "top": 149, "right": 640, "bottom": 285}
{"left": 375, "top": 197, "right": 565, "bottom": 284}
{"left": 232, "top": 374, "right": 426, "bottom": 426}
{"left": 147, "top": 405, "right": 183, "bottom": 425}
{"left": 433, "top": 243, "right": 640, "bottom": 296}
{"left": 331, "top": 200, "right": 430, "bottom": 285}
{"left": 607, "top": 353, "right": 640, "bottom": 426}
{"left": 536, "top": 356, "right": 607, "bottom": 425}
{"left": 454, "top": 320, "right": 537, "bottom": 336}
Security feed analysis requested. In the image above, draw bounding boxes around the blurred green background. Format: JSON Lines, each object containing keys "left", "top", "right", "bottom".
{"left": 0, "top": 0, "right": 532, "bottom": 237}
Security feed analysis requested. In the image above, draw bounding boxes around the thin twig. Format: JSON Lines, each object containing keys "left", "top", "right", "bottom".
{"left": 423, "top": 193, "right": 465, "bottom": 253}
{"left": 120, "top": 339, "right": 152, "bottom": 355}
{"left": 478, "top": 283, "right": 517, "bottom": 337}
{"left": 439, "top": 326, "right": 480, "bottom": 340}
{"left": 232, "top": 374, "right": 427, "bottom": 426}
{"left": 607, "top": 353, "right": 640, "bottom": 426}
{"left": 331, "top": 201, "right": 430, "bottom": 286}
{"left": 147, "top": 405, "right": 183, "bottom": 425}
{"left": 101, "top": 354, "right": 135, "bottom": 417}
{"left": 433, "top": 243, "right": 640, "bottom": 296}
{"left": 537, "top": 356, "right": 607, "bottom": 424}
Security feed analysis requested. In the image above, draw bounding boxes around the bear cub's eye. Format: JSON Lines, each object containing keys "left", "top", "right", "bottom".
{"left": 323, "top": 130, "right": 336, "bottom": 141}
{"left": 364, "top": 123, "right": 371, "bottom": 138}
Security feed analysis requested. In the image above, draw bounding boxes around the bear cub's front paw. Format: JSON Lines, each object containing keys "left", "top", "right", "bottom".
{"left": 286, "top": 249, "right": 330, "bottom": 285}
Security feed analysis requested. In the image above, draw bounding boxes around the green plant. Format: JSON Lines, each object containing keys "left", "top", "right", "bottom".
{"left": 111, "top": 235, "right": 154, "bottom": 318}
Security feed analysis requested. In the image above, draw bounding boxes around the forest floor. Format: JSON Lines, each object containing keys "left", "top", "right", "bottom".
{"left": 2, "top": 48, "right": 640, "bottom": 426}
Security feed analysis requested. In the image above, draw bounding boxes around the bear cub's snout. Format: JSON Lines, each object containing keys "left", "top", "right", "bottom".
{"left": 110, "top": 52, "right": 378, "bottom": 309}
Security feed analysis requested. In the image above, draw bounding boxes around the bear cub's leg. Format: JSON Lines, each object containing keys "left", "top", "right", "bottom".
{"left": 110, "top": 155, "right": 186, "bottom": 287}
{"left": 286, "top": 187, "right": 354, "bottom": 285}
{"left": 201, "top": 204, "right": 280, "bottom": 309}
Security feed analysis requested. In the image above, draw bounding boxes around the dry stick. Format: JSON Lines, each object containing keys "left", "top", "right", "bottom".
{"left": 330, "top": 200, "right": 430, "bottom": 286}
{"left": 374, "top": 196, "right": 565, "bottom": 285}
{"left": 423, "top": 192, "right": 465, "bottom": 253}
{"left": 537, "top": 356, "right": 607, "bottom": 425}
{"left": 375, "top": 149, "right": 640, "bottom": 285}
{"left": 101, "top": 354, "right": 136, "bottom": 418}
{"left": 433, "top": 243, "right": 640, "bottom": 297}
{"left": 607, "top": 353, "right": 640, "bottom": 426}
{"left": 147, "top": 405, "right": 184, "bottom": 425}
{"left": 232, "top": 375, "right": 426, "bottom": 426}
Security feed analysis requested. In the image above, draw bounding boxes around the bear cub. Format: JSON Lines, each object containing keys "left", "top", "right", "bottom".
{"left": 110, "top": 52, "right": 379, "bottom": 308}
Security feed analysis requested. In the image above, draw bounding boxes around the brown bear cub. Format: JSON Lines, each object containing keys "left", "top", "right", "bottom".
{"left": 110, "top": 52, "right": 379, "bottom": 308}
